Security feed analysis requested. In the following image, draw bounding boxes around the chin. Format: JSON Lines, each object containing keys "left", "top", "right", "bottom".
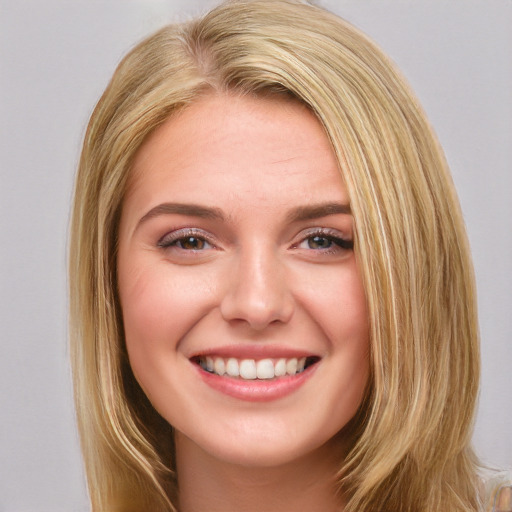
{"left": 175, "top": 414, "right": 348, "bottom": 470}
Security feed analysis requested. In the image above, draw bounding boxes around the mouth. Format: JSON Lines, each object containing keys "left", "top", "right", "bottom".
{"left": 192, "top": 355, "right": 320, "bottom": 380}
{"left": 189, "top": 347, "right": 321, "bottom": 401}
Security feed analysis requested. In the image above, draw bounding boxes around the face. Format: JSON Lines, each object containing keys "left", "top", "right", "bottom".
{"left": 117, "top": 93, "right": 369, "bottom": 468}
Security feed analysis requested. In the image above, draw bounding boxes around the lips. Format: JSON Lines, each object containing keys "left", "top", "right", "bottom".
{"left": 189, "top": 348, "right": 321, "bottom": 402}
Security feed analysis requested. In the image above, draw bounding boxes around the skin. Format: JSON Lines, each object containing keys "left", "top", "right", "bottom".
{"left": 117, "top": 93, "right": 369, "bottom": 511}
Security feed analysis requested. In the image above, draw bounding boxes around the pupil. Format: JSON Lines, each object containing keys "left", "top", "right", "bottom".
{"left": 182, "top": 237, "right": 203, "bottom": 250}
{"left": 309, "top": 236, "right": 330, "bottom": 249}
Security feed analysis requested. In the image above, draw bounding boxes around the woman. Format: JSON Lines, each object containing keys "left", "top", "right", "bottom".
{"left": 69, "top": 0, "right": 488, "bottom": 510}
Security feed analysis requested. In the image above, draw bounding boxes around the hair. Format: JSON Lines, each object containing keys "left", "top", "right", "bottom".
{"left": 69, "top": 1, "right": 481, "bottom": 510}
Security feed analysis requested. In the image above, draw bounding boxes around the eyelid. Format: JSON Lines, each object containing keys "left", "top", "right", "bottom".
{"left": 291, "top": 227, "right": 354, "bottom": 252}
{"left": 157, "top": 227, "right": 216, "bottom": 248}
{"left": 293, "top": 226, "right": 351, "bottom": 242}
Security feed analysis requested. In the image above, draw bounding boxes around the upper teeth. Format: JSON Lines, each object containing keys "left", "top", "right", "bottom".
{"left": 199, "top": 356, "right": 307, "bottom": 380}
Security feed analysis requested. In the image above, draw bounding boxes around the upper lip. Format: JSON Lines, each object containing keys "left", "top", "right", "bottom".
{"left": 188, "top": 344, "right": 320, "bottom": 360}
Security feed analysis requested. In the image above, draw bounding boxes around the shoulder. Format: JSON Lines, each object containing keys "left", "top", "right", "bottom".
{"left": 480, "top": 468, "right": 512, "bottom": 512}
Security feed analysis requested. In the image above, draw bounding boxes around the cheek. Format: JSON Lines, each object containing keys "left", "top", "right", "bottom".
{"left": 119, "top": 268, "right": 174, "bottom": 341}
{"left": 119, "top": 260, "right": 213, "bottom": 340}
{"left": 118, "top": 268, "right": 176, "bottom": 394}
{"left": 302, "top": 259, "right": 370, "bottom": 406}
{"left": 295, "top": 258, "right": 369, "bottom": 346}
{"left": 334, "top": 264, "right": 370, "bottom": 383}
{"left": 117, "top": 261, "right": 214, "bottom": 410}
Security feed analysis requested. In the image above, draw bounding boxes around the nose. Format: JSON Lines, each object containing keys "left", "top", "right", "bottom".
{"left": 219, "top": 247, "right": 294, "bottom": 331}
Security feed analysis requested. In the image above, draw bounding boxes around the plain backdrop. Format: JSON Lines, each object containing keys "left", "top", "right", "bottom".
{"left": 1, "top": 1, "right": 511, "bottom": 510}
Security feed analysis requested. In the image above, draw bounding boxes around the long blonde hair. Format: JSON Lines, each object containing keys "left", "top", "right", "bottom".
{"left": 70, "top": 1, "right": 481, "bottom": 510}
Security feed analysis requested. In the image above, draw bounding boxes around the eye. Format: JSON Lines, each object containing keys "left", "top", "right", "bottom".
{"left": 295, "top": 229, "right": 353, "bottom": 254}
{"left": 157, "top": 229, "right": 214, "bottom": 251}
{"left": 174, "top": 236, "right": 211, "bottom": 250}
{"left": 305, "top": 235, "right": 336, "bottom": 250}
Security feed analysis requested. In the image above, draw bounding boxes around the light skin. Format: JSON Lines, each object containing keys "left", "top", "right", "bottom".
{"left": 117, "top": 93, "right": 369, "bottom": 511}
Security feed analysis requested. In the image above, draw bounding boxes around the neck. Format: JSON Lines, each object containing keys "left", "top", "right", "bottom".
{"left": 174, "top": 432, "right": 346, "bottom": 512}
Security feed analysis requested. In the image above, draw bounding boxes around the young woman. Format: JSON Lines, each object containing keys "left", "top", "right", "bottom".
{"left": 69, "top": 1, "right": 494, "bottom": 510}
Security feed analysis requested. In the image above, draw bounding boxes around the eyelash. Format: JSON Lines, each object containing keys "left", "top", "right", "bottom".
{"left": 156, "top": 228, "right": 353, "bottom": 254}
{"left": 293, "top": 229, "right": 353, "bottom": 254}
{"left": 157, "top": 228, "right": 215, "bottom": 251}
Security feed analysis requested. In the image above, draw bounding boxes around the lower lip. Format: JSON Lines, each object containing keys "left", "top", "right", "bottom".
{"left": 194, "top": 363, "right": 318, "bottom": 402}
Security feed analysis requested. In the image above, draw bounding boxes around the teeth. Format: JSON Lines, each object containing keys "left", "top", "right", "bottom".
{"left": 226, "top": 358, "right": 239, "bottom": 377}
{"left": 286, "top": 358, "right": 298, "bottom": 375}
{"left": 239, "top": 359, "right": 257, "bottom": 380}
{"left": 256, "top": 359, "right": 274, "bottom": 380}
{"left": 274, "top": 358, "right": 287, "bottom": 377}
{"left": 214, "top": 358, "right": 225, "bottom": 376}
{"left": 198, "top": 356, "right": 312, "bottom": 380}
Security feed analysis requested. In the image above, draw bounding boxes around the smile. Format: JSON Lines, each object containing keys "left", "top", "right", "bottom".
{"left": 197, "top": 356, "right": 319, "bottom": 380}
{"left": 192, "top": 353, "right": 320, "bottom": 402}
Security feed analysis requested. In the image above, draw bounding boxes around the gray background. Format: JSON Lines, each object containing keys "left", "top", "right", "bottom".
{"left": 1, "top": 1, "right": 510, "bottom": 510}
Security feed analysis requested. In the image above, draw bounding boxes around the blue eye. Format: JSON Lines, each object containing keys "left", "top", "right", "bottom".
{"left": 297, "top": 231, "right": 353, "bottom": 252}
{"left": 307, "top": 235, "right": 334, "bottom": 250}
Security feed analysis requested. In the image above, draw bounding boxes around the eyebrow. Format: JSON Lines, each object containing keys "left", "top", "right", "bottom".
{"left": 285, "top": 202, "right": 352, "bottom": 223}
{"left": 137, "top": 203, "right": 225, "bottom": 226}
{"left": 136, "top": 200, "right": 351, "bottom": 228}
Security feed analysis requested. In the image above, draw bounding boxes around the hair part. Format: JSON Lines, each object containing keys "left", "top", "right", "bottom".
{"left": 70, "top": 1, "right": 481, "bottom": 510}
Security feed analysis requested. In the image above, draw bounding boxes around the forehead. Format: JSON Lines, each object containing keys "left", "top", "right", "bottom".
{"left": 124, "top": 93, "right": 348, "bottom": 216}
